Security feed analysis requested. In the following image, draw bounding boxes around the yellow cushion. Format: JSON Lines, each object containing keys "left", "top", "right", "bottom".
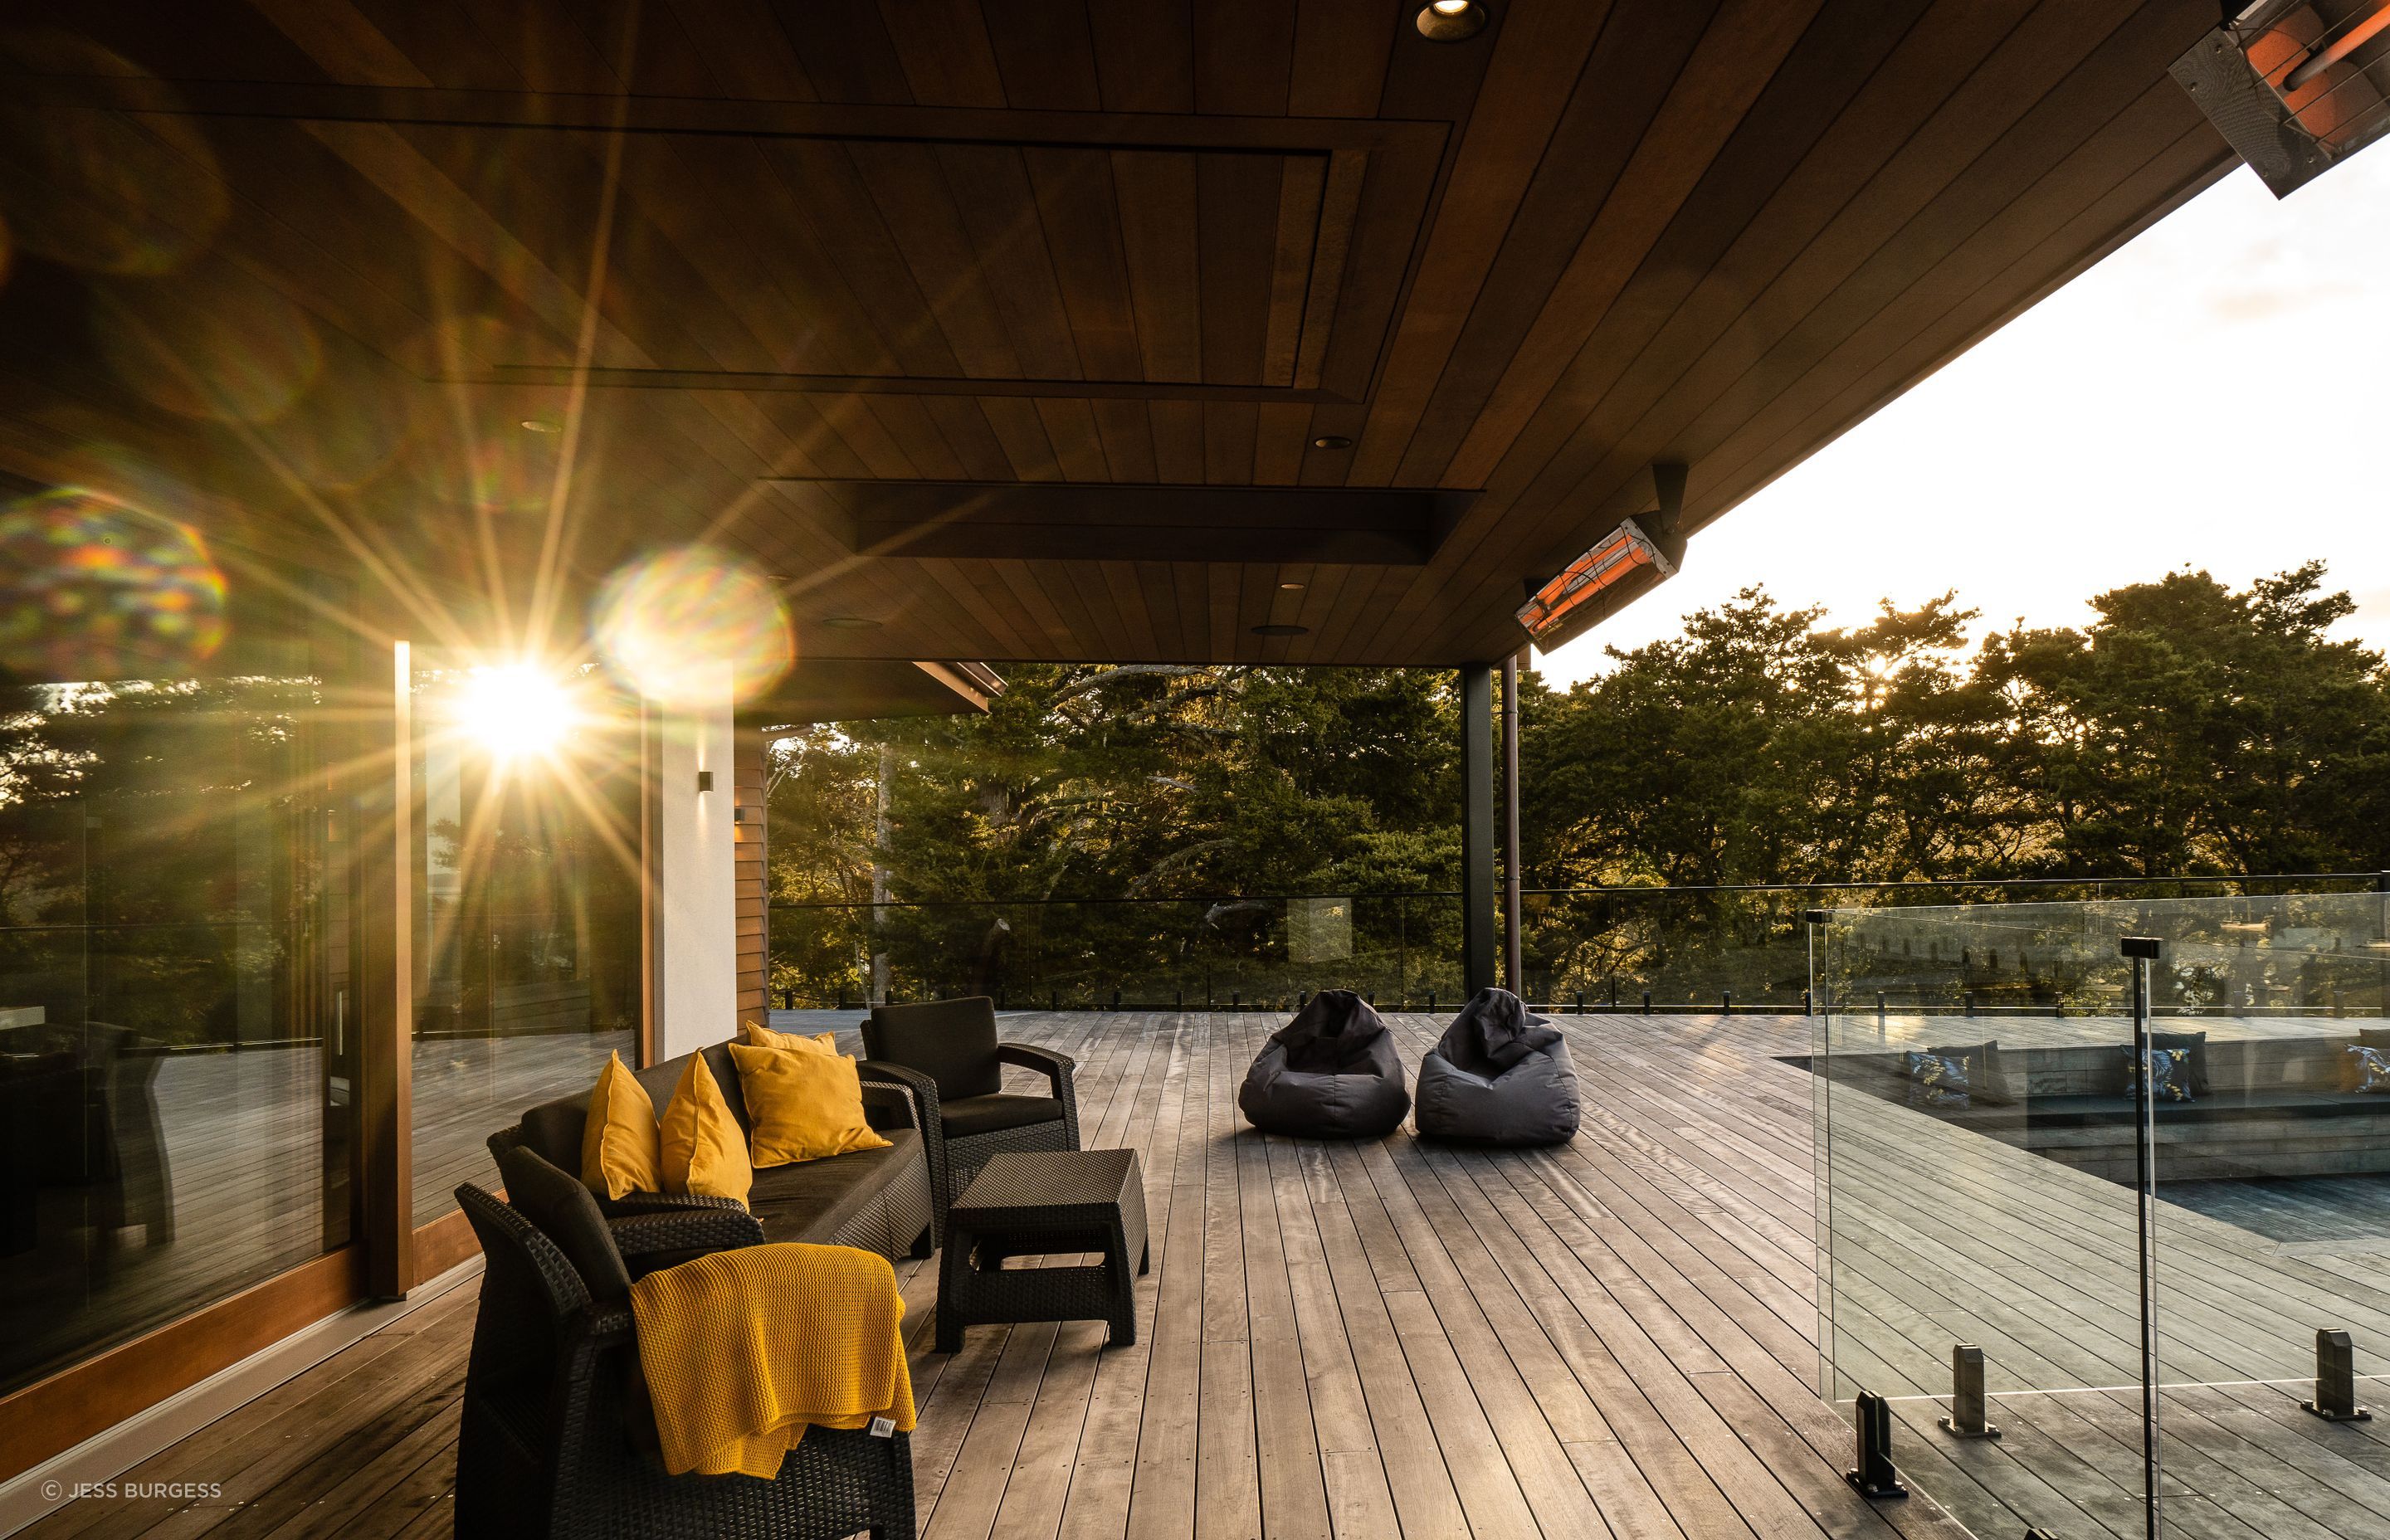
{"left": 580, "top": 1051, "right": 661, "bottom": 1201}
{"left": 739, "top": 1020, "right": 837, "bottom": 1055}
{"left": 658, "top": 1054, "right": 754, "bottom": 1206}
{"left": 729, "top": 1042, "right": 892, "bottom": 1167}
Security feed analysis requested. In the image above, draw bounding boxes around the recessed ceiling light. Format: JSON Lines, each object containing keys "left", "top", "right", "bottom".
{"left": 1415, "top": 0, "right": 1487, "bottom": 42}
{"left": 820, "top": 616, "right": 882, "bottom": 631}
{"left": 1310, "top": 435, "right": 1352, "bottom": 450}
{"left": 1279, "top": 581, "right": 1305, "bottom": 591}
{"left": 519, "top": 417, "right": 562, "bottom": 434}
{"left": 1251, "top": 623, "right": 1309, "bottom": 637}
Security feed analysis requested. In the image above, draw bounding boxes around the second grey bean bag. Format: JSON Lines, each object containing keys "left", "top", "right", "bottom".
{"left": 1238, "top": 990, "right": 1411, "bottom": 1138}
{"left": 1414, "top": 987, "right": 1581, "bottom": 1145}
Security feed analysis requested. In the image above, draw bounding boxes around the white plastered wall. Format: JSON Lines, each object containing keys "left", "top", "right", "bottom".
{"left": 651, "top": 663, "right": 738, "bottom": 1060}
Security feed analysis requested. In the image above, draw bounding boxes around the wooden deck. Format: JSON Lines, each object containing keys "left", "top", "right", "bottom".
{"left": 17, "top": 1009, "right": 2390, "bottom": 1540}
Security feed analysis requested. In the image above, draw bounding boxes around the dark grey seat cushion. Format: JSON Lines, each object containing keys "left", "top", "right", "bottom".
{"left": 497, "top": 1145, "right": 632, "bottom": 1300}
{"left": 940, "top": 1093, "right": 1067, "bottom": 1138}
{"left": 866, "top": 997, "right": 1003, "bottom": 1100}
{"left": 748, "top": 1128, "right": 924, "bottom": 1245}
{"left": 1414, "top": 988, "right": 1581, "bottom": 1146}
{"left": 1238, "top": 990, "right": 1411, "bottom": 1138}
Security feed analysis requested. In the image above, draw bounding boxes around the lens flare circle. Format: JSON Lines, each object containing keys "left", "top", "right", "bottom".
{"left": 451, "top": 661, "right": 580, "bottom": 762}
{"left": 593, "top": 546, "right": 793, "bottom": 707}
{"left": 0, "top": 488, "right": 227, "bottom": 680}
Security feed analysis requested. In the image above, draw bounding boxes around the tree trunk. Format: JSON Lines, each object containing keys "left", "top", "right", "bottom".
{"left": 870, "top": 743, "right": 892, "bottom": 1006}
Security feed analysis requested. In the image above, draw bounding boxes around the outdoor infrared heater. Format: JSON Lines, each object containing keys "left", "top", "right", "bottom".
{"left": 1514, "top": 462, "right": 1687, "bottom": 652}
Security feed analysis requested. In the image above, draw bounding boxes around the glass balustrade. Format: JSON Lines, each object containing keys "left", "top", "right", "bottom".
{"left": 1811, "top": 891, "right": 2390, "bottom": 1538}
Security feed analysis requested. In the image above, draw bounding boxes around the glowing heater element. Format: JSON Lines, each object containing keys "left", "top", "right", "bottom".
{"left": 452, "top": 662, "right": 580, "bottom": 762}
{"left": 1514, "top": 518, "right": 1676, "bottom": 646}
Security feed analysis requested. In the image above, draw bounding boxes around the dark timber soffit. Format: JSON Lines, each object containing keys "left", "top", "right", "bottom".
{"left": 766, "top": 479, "right": 1475, "bottom": 566}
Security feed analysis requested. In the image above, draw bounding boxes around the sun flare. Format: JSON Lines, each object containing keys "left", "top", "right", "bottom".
{"left": 451, "top": 661, "right": 578, "bottom": 762}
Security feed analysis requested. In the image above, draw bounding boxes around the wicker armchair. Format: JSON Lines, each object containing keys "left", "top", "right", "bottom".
{"left": 454, "top": 1181, "right": 915, "bottom": 1540}
{"left": 860, "top": 997, "right": 1078, "bottom": 1242}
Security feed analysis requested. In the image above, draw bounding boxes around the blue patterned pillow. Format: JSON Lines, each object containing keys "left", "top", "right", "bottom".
{"left": 2124, "top": 1045, "right": 2192, "bottom": 1102}
{"left": 1903, "top": 1050, "right": 1971, "bottom": 1109}
{"left": 2349, "top": 1045, "right": 2390, "bottom": 1094}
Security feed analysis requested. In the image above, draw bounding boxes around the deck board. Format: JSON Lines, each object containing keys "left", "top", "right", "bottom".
{"left": 22, "top": 1010, "right": 2390, "bottom": 1540}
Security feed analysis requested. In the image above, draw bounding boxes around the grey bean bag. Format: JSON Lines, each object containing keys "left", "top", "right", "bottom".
{"left": 1414, "top": 988, "right": 1581, "bottom": 1145}
{"left": 1238, "top": 990, "right": 1411, "bottom": 1138}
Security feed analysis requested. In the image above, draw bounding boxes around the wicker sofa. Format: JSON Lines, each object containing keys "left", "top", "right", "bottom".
{"left": 489, "top": 1039, "right": 936, "bottom": 1270}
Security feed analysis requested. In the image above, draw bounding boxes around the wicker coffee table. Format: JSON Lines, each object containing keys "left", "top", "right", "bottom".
{"left": 936, "top": 1148, "right": 1149, "bottom": 1352}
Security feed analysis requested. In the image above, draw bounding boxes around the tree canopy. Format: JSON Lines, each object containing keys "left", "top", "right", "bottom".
{"left": 767, "top": 564, "right": 2390, "bottom": 1003}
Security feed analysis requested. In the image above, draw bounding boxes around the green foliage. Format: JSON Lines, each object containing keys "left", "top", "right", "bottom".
{"left": 767, "top": 565, "right": 2390, "bottom": 1005}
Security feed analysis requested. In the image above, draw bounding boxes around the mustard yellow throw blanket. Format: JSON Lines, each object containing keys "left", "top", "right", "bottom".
{"left": 630, "top": 1243, "right": 917, "bottom": 1479}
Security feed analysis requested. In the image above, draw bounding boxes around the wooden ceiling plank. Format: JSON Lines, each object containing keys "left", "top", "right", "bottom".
{"left": 250, "top": 0, "right": 434, "bottom": 88}
{"left": 797, "top": 390, "right": 919, "bottom": 479}
{"left": 1194, "top": 0, "right": 1296, "bottom": 116}
{"left": 988, "top": 558, "right": 1080, "bottom": 652}
{"left": 1397, "top": 27, "right": 2218, "bottom": 664}
{"left": 1149, "top": 400, "right": 1207, "bottom": 485}
{"left": 1091, "top": 398, "right": 1160, "bottom": 482}
{"left": 1098, "top": 560, "right": 1162, "bottom": 657}
{"left": 1288, "top": 0, "right": 1400, "bottom": 117}
{"left": 950, "top": 557, "right": 1047, "bottom": 657}
{"left": 914, "top": 556, "right": 1031, "bottom": 655}
{"left": 1022, "top": 147, "right": 1144, "bottom": 379}
{"left": 1206, "top": 563, "right": 1240, "bottom": 664}
{"left": 873, "top": 0, "right": 1009, "bottom": 107}
{"left": 1436, "top": 0, "right": 1831, "bottom": 491}
{"left": 936, "top": 144, "right": 1086, "bottom": 381}
{"left": 1253, "top": 402, "right": 1312, "bottom": 485}
{"left": 1383, "top": 0, "right": 1738, "bottom": 489}
{"left": 978, "top": 395, "right": 1065, "bottom": 480}
{"left": 1056, "top": 558, "right": 1139, "bottom": 659}
{"left": 1089, "top": 2, "right": 1195, "bottom": 114}
{"left": 979, "top": 0, "right": 1105, "bottom": 110}
{"left": 1196, "top": 151, "right": 1280, "bottom": 386}
{"left": 1342, "top": 0, "right": 1622, "bottom": 486}
{"left": 349, "top": 0, "right": 538, "bottom": 90}
{"left": 1170, "top": 560, "right": 1213, "bottom": 660}
{"left": 1291, "top": 149, "right": 1365, "bottom": 392}
{"left": 674, "top": 139, "right": 905, "bottom": 376}
{"left": 660, "top": 0, "right": 822, "bottom": 101}
{"left": 924, "top": 397, "right": 1021, "bottom": 480}
{"left": 1133, "top": 559, "right": 1189, "bottom": 660}
{"left": 843, "top": 139, "right": 1027, "bottom": 378}
{"left": 767, "top": 0, "right": 917, "bottom": 103}
{"left": 1202, "top": 402, "right": 1261, "bottom": 486}
{"left": 1508, "top": 0, "right": 2186, "bottom": 550}
{"left": 763, "top": 138, "right": 966, "bottom": 377}
{"left": 748, "top": 392, "right": 874, "bottom": 479}
{"left": 1112, "top": 149, "right": 1204, "bottom": 384}
{"left": 865, "top": 396, "right": 969, "bottom": 480}
{"left": 1261, "top": 155, "right": 1327, "bottom": 389}
{"left": 1489, "top": 0, "right": 2086, "bottom": 534}
{"left": 1033, "top": 398, "right": 1112, "bottom": 481}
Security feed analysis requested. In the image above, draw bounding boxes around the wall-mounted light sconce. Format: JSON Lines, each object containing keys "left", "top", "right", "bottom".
{"left": 695, "top": 770, "right": 715, "bottom": 792}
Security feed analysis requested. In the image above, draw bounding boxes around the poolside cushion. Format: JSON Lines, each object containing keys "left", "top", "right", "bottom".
{"left": 2350, "top": 1045, "right": 2390, "bottom": 1094}
{"left": 1927, "top": 1040, "right": 2019, "bottom": 1105}
{"left": 1414, "top": 987, "right": 1581, "bottom": 1145}
{"left": 1905, "top": 1051, "right": 1972, "bottom": 1109}
{"left": 580, "top": 1052, "right": 662, "bottom": 1201}
{"left": 2151, "top": 1031, "right": 2210, "bottom": 1096}
{"left": 729, "top": 1042, "right": 891, "bottom": 1166}
{"left": 2124, "top": 1045, "right": 2192, "bottom": 1102}
{"left": 501, "top": 1144, "right": 633, "bottom": 1302}
{"left": 1237, "top": 990, "right": 1410, "bottom": 1138}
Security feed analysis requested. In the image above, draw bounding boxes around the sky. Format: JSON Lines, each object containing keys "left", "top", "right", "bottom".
{"left": 1535, "top": 149, "right": 2390, "bottom": 685}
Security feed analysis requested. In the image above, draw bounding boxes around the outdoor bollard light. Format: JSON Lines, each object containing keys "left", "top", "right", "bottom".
{"left": 2303, "top": 1328, "right": 2372, "bottom": 1421}
{"left": 1642, "top": 991, "right": 1651, "bottom": 1016}
{"left": 1939, "top": 1345, "right": 1999, "bottom": 1439}
{"left": 1575, "top": 992, "right": 1584, "bottom": 1014}
{"left": 1051, "top": 989, "right": 1060, "bottom": 1011}
{"left": 1721, "top": 990, "right": 1732, "bottom": 1015}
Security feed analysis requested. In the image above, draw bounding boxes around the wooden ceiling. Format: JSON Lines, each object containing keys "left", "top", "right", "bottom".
{"left": 0, "top": 1, "right": 2236, "bottom": 668}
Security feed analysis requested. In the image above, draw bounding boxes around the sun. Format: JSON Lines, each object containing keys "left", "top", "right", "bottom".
{"left": 452, "top": 661, "right": 579, "bottom": 762}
